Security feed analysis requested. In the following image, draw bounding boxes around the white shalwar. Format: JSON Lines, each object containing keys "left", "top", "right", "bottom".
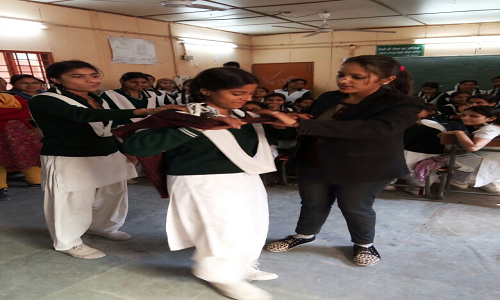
{"left": 165, "top": 122, "right": 276, "bottom": 284}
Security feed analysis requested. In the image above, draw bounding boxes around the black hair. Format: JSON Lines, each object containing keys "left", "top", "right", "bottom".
{"left": 222, "top": 61, "right": 241, "bottom": 68}
{"left": 463, "top": 106, "right": 500, "bottom": 124}
{"left": 449, "top": 91, "right": 471, "bottom": 99}
{"left": 456, "top": 79, "right": 481, "bottom": 94}
{"left": 467, "top": 94, "right": 499, "bottom": 104}
{"left": 119, "top": 72, "right": 153, "bottom": 98}
{"left": 45, "top": 60, "right": 102, "bottom": 92}
{"left": 421, "top": 82, "right": 440, "bottom": 89}
{"left": 243, "top": 101, "right": 268, "bottom": 109}
{"left": 264, "top": 93, "right": 286, "bottom": 102}
{"left": 491, "top": 76, "right": 500, "bottom": 81}
{"left": 423, "top": 103, "right": 438, "bottom": 112}
{"left": 295, "top": 96, "right": 315, "bottom": 104}
{"left": 144, "top": 74, "right": 155, "bottom": 81}
{"left": 10, "top": 74, "right": 42, "bottom": 84}
{"left": 189, "top": 67, "right": 259, "bottom": 103}
{"left": 180, "top": 79, "right": 192, "bottom": 104}
{"left": 255, "top": 86, "right": 269, "bottom": 93}
{"left": 282, "top": 78, "right": 307, "bottom": 91}
{"left": 342, "top": 55, "right": 413, "bottom": 95}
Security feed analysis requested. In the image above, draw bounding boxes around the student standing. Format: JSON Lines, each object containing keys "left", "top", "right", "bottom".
{"left": 28, "top": 60, "right": 169, "bottom": 259}
{"left": 266, "top": 55, "right": 423, "bottom": 266}
{"left": 101, "top": 72, "right": 159, "bottom": 127}
{"left": 274, "top": 78, "right": 311, "bottom": 103}
{"left": 123, "top": 67, "right": 297, "bottom": 300}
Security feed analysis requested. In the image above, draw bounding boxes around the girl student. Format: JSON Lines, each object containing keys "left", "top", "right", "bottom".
{"left": 265, "top": 55, "right": 423, "bottom": 267}
{"left": 415, "top": 82, "right": 447, "bottom": 104}
{"left": 438, "top": 80, "right": 485, "bottom": 107}
{"left": 101, "top": 72, "right": 160, "bottom": 128}
{"left": 28, "top": 60, "right": 171, "bottom": 259}
{"left": 438, "top": 91, "right": 471, "bottom": 121}
{"left": 440, "top": 106, "right": 500, "bottom": 193}
{"left": 122, "top": 67, "right": 298, "bottom": 300}
{"left": 156, "top": 77, "right": 180, "bottom": 104}
{"left": 264, "top": 93, "right": 296, "bottom": 112}
{"left": 466, "top": 94, "right": 499, "bottom": 107}
{"left": 252, "top": 86, "right": 269, "bottom": 102}
{"left": 274, "top": 78, "right": 311, "bottom": 103}
{"left": 487, "top": 75, "right": 500, "bottom": 97}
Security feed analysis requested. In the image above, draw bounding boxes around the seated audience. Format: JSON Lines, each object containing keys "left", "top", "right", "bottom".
{"left": 415, "top": 82, "right": 447, "bottom": 104}
{"left": 487, "top": 75, "right": 500, "bottom": 98}
{"left": 440, "top": 106, "right": 500, "bottom": 193}
{"left": 439, "top": 91, "right": 471, "bottom": 122}
{"left": 264, "top": 93, "right": 295, "bottom": 112}
{"left": 156, "top": 78, "right": 179, "bottom": 104}
{"left": 293, "top": 96, "right": 315, "bottom": 113}
{"left": 4, "top": 74, "right": 44, "bottom": 100}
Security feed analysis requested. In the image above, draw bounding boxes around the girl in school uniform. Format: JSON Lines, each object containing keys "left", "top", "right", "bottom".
{"left": 101, "top": 72, "right": 159, "bottom": 127}
{"left": 123, "top": 67, "right": 297, "bottom": 300}
{"left": 28, "top": 60, "right": 170, "bottom": 260}
{"left": 265, "top": 55, "right": 423, "bottom": 267}
{"left": 438, "top": 79, "right": 485, "bottom": 107}
{"left": 487, "top": 76, "right": 500, "bottom": 97}
{"left": 439, "top": 91, "right": 471, "bottom": 121}
{"left": 440, "top": 106, "right": 500, "bottom": 193}
{"left": 274, "top": 78, "right": 311, "bottom": 103}
{"left": 252, "top": 86, "right": 269, "bottom": 102}
{"left": 415, "top": 82, "right": 447, "bottom": 104}
{"left": 156, "top": 78, "right": 180, "bottom": 105}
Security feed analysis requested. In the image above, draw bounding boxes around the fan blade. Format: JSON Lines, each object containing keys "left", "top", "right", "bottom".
{"left": 335, "top": 29, "right": 396, "bottom": 33}
{"left": 191, "top": 4, "right": 227, "bottom": 11}
{"left": 272, "top": 25, "right": 312, "bottom": 30}
{"left": 302, "top": 32, "right": 322, "bottom": 37}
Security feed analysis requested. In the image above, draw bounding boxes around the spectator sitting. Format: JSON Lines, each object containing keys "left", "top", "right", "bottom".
{"left": 293, "top": 96, "right": 315, "bottom": 113}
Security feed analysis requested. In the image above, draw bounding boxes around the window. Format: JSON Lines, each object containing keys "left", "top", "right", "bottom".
{"left": 0, "top": 51, "right": 54, "bottom": 88}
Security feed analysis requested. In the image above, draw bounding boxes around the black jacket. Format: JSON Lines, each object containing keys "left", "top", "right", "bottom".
{"left": 289, "top": 87, "right": 423, "bottom": 184}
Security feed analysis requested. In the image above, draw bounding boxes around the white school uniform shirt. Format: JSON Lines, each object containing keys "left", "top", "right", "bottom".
{"left": 274, "top": 89, "right": 310, "bottom": 103}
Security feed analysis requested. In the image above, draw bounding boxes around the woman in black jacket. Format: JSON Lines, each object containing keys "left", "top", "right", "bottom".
{"left": 266, "top": 55, "right": 423, "bottom": 266}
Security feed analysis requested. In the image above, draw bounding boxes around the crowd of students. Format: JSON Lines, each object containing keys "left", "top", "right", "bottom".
{"left": 1, "top": 56, "right": 499, "bottom": 300}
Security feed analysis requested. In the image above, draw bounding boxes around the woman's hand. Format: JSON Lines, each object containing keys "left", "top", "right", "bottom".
{"left": 123, "top": 153, "right": 138, "bottom": 164}
{"left": 262, "top": 111, "right": 299, "bottom": 127}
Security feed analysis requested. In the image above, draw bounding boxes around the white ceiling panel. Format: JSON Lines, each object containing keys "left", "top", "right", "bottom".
{"left": 23, "top": 0, "right": 500, "bottom": 36}
{"left": 299, "top": 16, "right": 422, "bottom": 30}
{"left": 412, "top": 10, "right": 500, "bottom": 25}
{"left": 247, "top": 0, "right": 396, "bottom": 20}
{"left": 378, "top": 0, "right": 500, "bottom": 15}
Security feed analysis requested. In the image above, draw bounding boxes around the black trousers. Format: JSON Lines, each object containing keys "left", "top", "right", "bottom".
{"left": 294, "top": 160, "right": 392, "bottom": 244}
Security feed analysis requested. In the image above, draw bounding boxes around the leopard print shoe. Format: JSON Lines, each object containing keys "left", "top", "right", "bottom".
{"left": 353, "top": 245, "right": 381, "bottom": 266}
{"left": 265, "top": 235, "right": 316, "bottom": 252}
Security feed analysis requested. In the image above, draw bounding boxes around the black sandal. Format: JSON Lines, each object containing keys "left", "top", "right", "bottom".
{"left": 265, "top": 235, "right": 316, "bottom": 252}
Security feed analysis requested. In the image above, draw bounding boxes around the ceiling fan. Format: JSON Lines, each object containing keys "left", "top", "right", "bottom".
{"left": 274, "top": 12, "right": 396, "bottom": 37}
{"left": 160, "top": 0, "right": 227, "bottom": 11}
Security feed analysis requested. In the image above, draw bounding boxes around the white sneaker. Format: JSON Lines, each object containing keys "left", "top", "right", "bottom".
{"left": 86, "top": 230, "right": 132, "bottom": 241}
{"left": 58, "top": 244, "right": 106, "bottom": 259}
{"left": 450, "top": 181, "right": 469, "bottom": 190}
{"left": 246, "top": 263, "right": 278, "bottom": 281}
{"left": 383, "top": 185, "right": 396, "bottom": 191}
{"left": 211, "top": 281, "right": 273, "bottom": 300}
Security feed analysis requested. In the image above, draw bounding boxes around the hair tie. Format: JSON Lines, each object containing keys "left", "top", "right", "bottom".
{"left": 400, "top": 66, "right": 405, "bottom": 71}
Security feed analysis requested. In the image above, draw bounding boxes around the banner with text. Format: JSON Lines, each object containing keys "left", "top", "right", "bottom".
{"left": 376, "top": 44, "right": 424, "bottom": 57}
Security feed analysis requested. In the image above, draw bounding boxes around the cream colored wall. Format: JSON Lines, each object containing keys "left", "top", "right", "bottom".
{"left": 251, "top": 22, "right": 500, "bottom": 95}
{"left": 0, "top": 0, "right": 251, "bottom": 89}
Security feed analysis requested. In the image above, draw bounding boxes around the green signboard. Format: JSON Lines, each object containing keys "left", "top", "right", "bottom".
{"left": 376, "top": 44, "right": 425, "bottom": 57}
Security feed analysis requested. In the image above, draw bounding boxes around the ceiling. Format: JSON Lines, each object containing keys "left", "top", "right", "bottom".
{"left": 25, "top": 0, "right": 500, "bottom": 35}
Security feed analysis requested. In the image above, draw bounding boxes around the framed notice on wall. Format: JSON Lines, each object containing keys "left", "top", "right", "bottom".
{"left": 107, "top": 36, "right": 158, "bottom": 65}
{"left": 376, "top": 44, "right": 425, "bottom": 57}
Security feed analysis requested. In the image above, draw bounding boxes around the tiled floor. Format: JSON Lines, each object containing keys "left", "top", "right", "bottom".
{"left": 1, "top": 180, "right": 499, "bottom": 300}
